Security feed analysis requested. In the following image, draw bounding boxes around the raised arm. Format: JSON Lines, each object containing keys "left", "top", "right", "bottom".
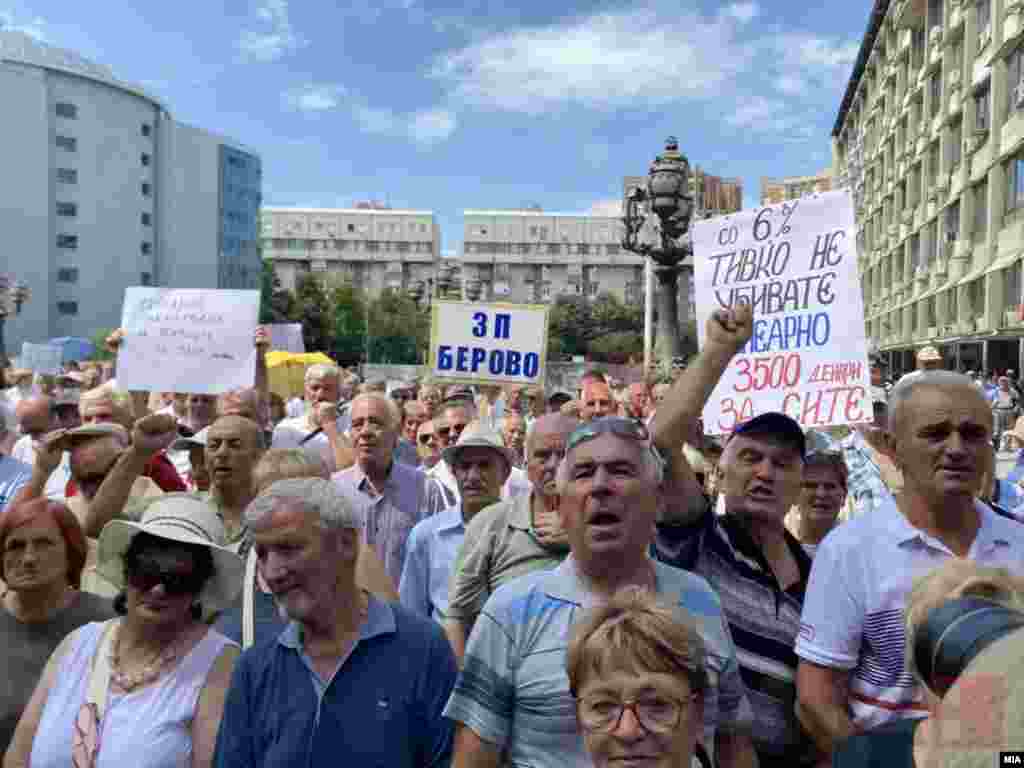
{"left": 9, "top": 429, "right": 66, "bottom": 507}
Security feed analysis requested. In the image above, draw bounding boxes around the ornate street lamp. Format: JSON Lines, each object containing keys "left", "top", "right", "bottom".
{"left": 622, "top": 137, "right": 694, "bottom": 367}
{"left": 0, "top": 277, "right": 30, "bottom": 365}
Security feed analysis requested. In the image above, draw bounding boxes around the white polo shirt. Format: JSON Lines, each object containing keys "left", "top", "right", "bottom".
{"left": 795, "top": 497, "right": 1024, "bottom": 730}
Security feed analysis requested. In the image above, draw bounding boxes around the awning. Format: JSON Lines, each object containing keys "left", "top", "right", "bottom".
{"left": 984, "top": 251, "right": 1023, "bottom": 275}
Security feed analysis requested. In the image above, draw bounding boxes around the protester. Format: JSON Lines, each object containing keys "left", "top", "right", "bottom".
{"left": 567, "top": 587, "right": 713, "bottom": 768}
{"left": 992, "top": 375, "right": 1019, "bottom": 449}
{"left": 838, "top": 390, "right": 901, "bottom": 518}
{"left": 212, "top": 478, "right": 456, "bottom": 768}
{"left": 417, "top": 419, "right": 442, "bottom": 468}
{"left": 426, "top": 400, "right": 475, "bottom": 502}
{"left": 476, "top": 384, "right": 505, "bottom": 430}
{"left": 832, "top": 560, "right": 1024, "bottom": 767}
{"left": 647, "top": 303, "right": 819, "bottom": 767}
{"left": 271, "top": 364, "right": 353, "bottom": 472}
{"left": 0, "top": 499, "right": 114, "bottom": 747}
{"left": 896, "top": 346, "right": 944, "bottom": 385}
{"left": 267, "top": 392, "right": 286, "bottom": 427}
{"left": 443, "top": 413, "right": 576, "bottom": 661}
{"left": 0, "top": 404, "right": 43, "bottom": 506}
{"left": 418, "top": 383, "right": 442, "bottom": 418}
{"left": 403, "top": 400, "right": 429, "bottom": 448}
{"left": 579, "top": 378, "right": 615, "bottom": 422}
{"left": 4, "top": 496, "right": 241, "bottom": 768}
{"left": 444, "top": 416, "right": 755, "bottom": 768}
{"left": 548, "top": 390, "right": 573, "bottom": 413}
{"left": 626, "top": 381, "right": 651, "bottom": 421}
{"left": 202, "top": 416, "right": 264, "bottom": 550}
{"left": 500, "top": 412, "right": 526, "bottom": 467}
{"left": 170, "top": 427, "right": 210, "bottom": 492}
{"left": 794, "top": 451, "right": 848, "bottom": 556}
{"left": 333, "top": 393, "right": 448, "bottom": 585}
{"left": 400, "top": 422, "right": 511, "bottom": 620}
{"left": 796, "top": 371, "right": 1024, "bottom": 757}
{"left": 648, "top": 382, "right": 670, "bottom": 421}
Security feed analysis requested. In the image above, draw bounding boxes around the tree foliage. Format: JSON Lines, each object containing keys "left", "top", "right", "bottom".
{"left": 327, "top": 279, "right": 368, "bottom": 367}
{"left": 293, "top": 273, "right": 331, "bottom": 354}
{"left": 547, "top": 293, "right": 645, "bottom": 362}
{"left": 259, "top": 260, "right": 295, "bottom": 324}
{"left": 367, "top": 289, "right": 428, "bottom": 364}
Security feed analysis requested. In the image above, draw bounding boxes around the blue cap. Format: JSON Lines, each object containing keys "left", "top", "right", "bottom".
{"left": 732, "top": 412, "right": 806, "bottom": 458}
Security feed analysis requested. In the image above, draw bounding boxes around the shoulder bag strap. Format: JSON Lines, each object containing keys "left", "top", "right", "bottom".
{"left": 243, "top": 548, "right": 257, "bottom": 650}
{"left": 88, "top": 623, "right": 116, "bottom": 717}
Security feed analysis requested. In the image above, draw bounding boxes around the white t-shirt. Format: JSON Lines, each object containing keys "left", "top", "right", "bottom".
{"left": 11, "top": 435, "right": 70, "bottom": 500}
{"left": 796, "top": 497, "right": 1024, "bottom": 730}
{"left": 271, "top": 414, "right": 347, "bottom": 473}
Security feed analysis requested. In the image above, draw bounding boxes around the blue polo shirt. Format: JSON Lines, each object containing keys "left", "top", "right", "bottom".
{"left": 213, "top": 595, "right": 457, "bottom": 768}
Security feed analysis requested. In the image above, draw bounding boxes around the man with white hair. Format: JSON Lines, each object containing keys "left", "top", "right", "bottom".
{"left": 11, "top": 396, "right": 69, "bottom": 499}
{"left": 272, "top": 363, "right": 353, "bottom": 472}
{"left": 796, "top": 370, "right": 1024, "bottom": 757}
{"left": 333, "top": 393, "right": 448, "bottom": 585}
{"left": 213, "top": 478, "right": 457, "bottom": 768}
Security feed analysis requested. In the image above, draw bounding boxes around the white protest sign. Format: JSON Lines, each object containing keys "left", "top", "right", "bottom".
{"left": 20, "top": 342, "right": 63, "bottom": 375}
{"left": 429, "top": 300, "right": 549, "bottom": 386}
{"left": 117, "top": 287, "right": 260, "bottom": 395}
{"left": 268, "top": 323, "right": 305, "bottom": 353}
{"left": 691, "top": 188, "right": 871, "bottom": 434}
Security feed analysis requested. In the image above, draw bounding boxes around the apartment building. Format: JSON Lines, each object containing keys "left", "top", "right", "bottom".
{"left": 760, "top": 170, "right": 834, "bottom": 204}
{"left": 834, "top": 0, "right": 1024, "bottom": 375}
{"left": 260, "top": 207, "right": 442, "bottom": 299}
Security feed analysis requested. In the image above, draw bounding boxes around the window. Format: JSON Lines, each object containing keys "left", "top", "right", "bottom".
{"left": 910, "top": 234, "right": 921, "bottom": 270}
{"left": 55, "top": 102, "right": 77, "bottom": 119}
{"left": 141, "top": 242, "right": 152, "bottom": 255}
{"left": 607, "top": 244, "right": 620, "bottom": 256}
{"left": 548, "top": 243, "right": 560, "bottom": 255}
{"left": 948, "top": 118, "right": 963, "bottom": 168}
{"left": 56, "top": 202, "right": 77, "bottom": 217}
{"left": 57, "top": 301, "right": 78, "bottom": 316}
{"left": 929, "top": 220, "right": 939, "bottom": 264}
{"left": 949, "top": 287, "right": 959, "bottom": 319}
{"left": 1009, "top": 46, "right": 1024, "bottom": 112}
{"left": 928, "top": 0, "right": 943, "bottom": 31}
{"left": 975, "top": 83, "right": 990, "bottom": 132}
{"left": 1006, "top": 262, "right": 1022, "bottom": 312}
{"left": 347, "top": 223, "right": 355, "bottom": 233}
{"left": 579, "top": 244, "right": 590, "bottom": 255}
{"left": 912, "top": 27, "right": 926, "bottom": 69}
{"left": 141, "top": 212, "right": 152, "bottom": 226}
{"left": 1009, "top": 152, "right": 1024, "bottom": 210}
{"left": 57, "top": 235, "right": 78, "bottom": 249}
{"left": 55, "top": 135, "right": 77, "bottom": 151}
{"left": 141, "top": 123, "right": 152, "bottom": 137}
{"left": 974, "top": 180, "right": 989, "bottom": 240}
{"left": 141, "top": 272, "right": 153, "bottom": 286}
{"left": 945, "top": 200, "right": 960, "bottom": 243}
{"left": 57, "top": 268, "right": 78, "bottom": 283}
{"left": 141, "top": 182, "right": 151, "bottom": 197}
{"left": 929, "top": 142, "right": 941, "bottom": 184}
{"left": 978, "top": 0, "right": 991, "bottom": 45}
{"left": 141, "top": 153, "right": 151, "bottom": 167}
{"left": 56, "top": 168, "right": 77, "bottom": 184}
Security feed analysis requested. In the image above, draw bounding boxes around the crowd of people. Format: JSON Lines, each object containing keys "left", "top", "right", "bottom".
{"left": 0, "top": 314, "right": 1022, "bottom": 767}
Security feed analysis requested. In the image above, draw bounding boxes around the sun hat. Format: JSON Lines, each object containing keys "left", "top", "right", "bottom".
{"left": 917, "top": 346, "right": 942, "bottom": 363}
{"left": 442, "top": 421, "right": 516, "bottom": 467}
{"left": 51, "top": 422, "right": 130, "bottom": 452}
{"left": 171, "top": 426, "right": 209, "bottom": 452}
{"left": 95, "top": 494, "right": 244, "bottom": 614}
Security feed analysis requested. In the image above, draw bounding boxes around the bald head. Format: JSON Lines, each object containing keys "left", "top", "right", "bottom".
{"left": 527, "top": 413, "right": 579, "bottom": 458}
{"left": 206, "top": 415, "right": 265, "bottom": 494}
{"left": 526, "top": 413, "right": 580, "bottom": 497}
{"left": 15, "top": 396, "right": 55, "bottom": 440}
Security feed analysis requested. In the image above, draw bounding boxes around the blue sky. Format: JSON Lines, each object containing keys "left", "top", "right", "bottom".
{"left": 2, "top": 0, "right": 872, "bottom": 254}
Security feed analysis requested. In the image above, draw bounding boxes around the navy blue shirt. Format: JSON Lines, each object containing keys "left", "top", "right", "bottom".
{"left": 213, "top": 595, "right": 457, "bottom": 768}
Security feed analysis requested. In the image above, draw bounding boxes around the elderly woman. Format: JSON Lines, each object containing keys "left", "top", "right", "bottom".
{"left": 4, "top": 495, "right": 242, "bottom": 768}
{"left": 832, "top": 560, "right": 1024, "bottom": 767}
{"left": 567, "top": 587, "right": 712, "bottom": 768}
{"left": 0, "top": 500, "right": 114, "bottom": 747}
{"left": 792, "top": 451, "right": 849, "bottom": 556}
{"left": 215, "top": 449, "right": 397, "bottom": 649}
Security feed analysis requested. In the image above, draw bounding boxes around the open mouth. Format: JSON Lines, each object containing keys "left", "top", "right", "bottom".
{"left": 589, "top": 512, "right": 621, "bottom": 527}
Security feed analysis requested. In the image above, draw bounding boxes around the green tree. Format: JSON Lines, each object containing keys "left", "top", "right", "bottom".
{"left": 588, "top": 331, "right": 644, "bottom": 364}
{"left": 88, "top": 328, "right": 116, "bottom": 361}
{"left": 367, "top": 289, "right": 427, "bottom": 364}
{"left": 294, "top": 274, "right": 330, "bottom": 352}
{"left": 259, "top": 261, "right": 295, "bottom": 324}
{"left": 326, "top": 278, "right": 368, "bottom": 366}
{"left": 547, "top": 293, "right": 644, "bottom": 360}
{"left": 547, "top": 296, "right": 590, "bottom": 359}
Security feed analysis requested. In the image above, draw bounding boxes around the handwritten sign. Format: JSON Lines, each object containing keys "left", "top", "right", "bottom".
{"left": 116, "top": 287, "right": 260, "bottom": 395}
{"left": 429, "top": 300, "right": 549, "bottom": 386}
{"left": 691, "top": 189, "right": 871, "bottom": 434}
{"left": 268, "top": 323, "right": 305, "bottom": 353}
{"left": 20, "top": 342, "right": 63, "bottom": 375}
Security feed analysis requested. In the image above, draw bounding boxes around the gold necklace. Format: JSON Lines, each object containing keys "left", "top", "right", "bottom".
{"left": 109, "top": 622, "right": 191, "bottom": 692}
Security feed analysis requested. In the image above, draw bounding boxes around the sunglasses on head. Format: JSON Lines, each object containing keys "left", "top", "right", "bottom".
{"left": 126, "top": 558, "right": 204, "bottom": 596}
{"left": 566, "top": 417, "right": 651, "bottom": 452}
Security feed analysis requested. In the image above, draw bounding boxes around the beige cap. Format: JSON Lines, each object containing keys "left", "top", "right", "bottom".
{"left": 917, "top": 346, "right": 942, "bottom": 362}
{"left": 442, "top": 420, "right": 515, "bottom": 468}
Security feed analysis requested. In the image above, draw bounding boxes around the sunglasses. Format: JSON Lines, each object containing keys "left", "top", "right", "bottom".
{"left": 126, "top": 559, "right": 204, "bottom": 596}
{"left": 567, "top": 417, "right": 651, "bottom": 453}
{"left": 418, "top": 433, "right": 436, "bottom": 445}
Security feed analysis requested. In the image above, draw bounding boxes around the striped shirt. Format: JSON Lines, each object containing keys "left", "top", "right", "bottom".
{"left": 443, "top": 555, "right": 752, "bottom": 768}
{"left": 654, "top": 509, "right": 819, "bottom": 767}
{"left": 796, "top": 498, "right": 1024, "bottom": 730}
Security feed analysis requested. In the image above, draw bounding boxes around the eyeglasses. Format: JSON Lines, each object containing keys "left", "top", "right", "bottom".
{"left": 418, "top": 433, "right": 436, "bottom": 445}
{"left": 567, "top": 417, "right": 651, "bottom": 453}
{"left": 576, "top": 693, "right": 696, "bottom": 735}
{"left": 126, "top": 559, "right": 204, "bottom": 596}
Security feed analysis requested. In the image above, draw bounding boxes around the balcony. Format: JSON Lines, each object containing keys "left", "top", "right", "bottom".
{"left": 975, "top": 315, "right": 987, "bottom": 332}
{"left": 927, "top": 325, "right": 938, "bottom": 337}
{"left": 1004, "top": 308, "right": 1024, "bottom": 327}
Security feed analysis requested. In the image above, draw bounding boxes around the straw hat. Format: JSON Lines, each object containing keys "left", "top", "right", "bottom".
{"left": 96, "top": 495, "right": 243, "bottom": 613}
{"left": 917, "top": 346, "right": 942, "bottom": 363}
{"left": 442, "top": 421, "right": 516, "bottom": 468}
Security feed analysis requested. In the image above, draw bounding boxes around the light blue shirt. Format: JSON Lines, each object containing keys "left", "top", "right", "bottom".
{"left": 399, "top": 505, "right": 465, "bottom": 621}
{"left": 0, "top": 454, "right": 31, "bottom": 511}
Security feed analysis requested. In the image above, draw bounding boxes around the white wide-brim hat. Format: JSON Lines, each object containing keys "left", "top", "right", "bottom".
{"left": 96, "top": 494, "right": 244, "bottom": 614}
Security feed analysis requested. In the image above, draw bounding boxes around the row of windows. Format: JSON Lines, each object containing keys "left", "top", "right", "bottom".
{"left": 56, "top": 271, "right": 152, "bottom": 288}
{"left": 55, "top": 235, "right": 152, "bottom": 254}
{"left": 465, "top": 242, "right": 622, "bottom": 256}
{"left": 55, "top": 102, "right": 153, "bottom": 139}
{"left": 57, "top": 202, "right": 151, "bottom": 228}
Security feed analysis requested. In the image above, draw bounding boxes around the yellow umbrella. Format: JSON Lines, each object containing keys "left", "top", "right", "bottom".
{"left": 265, "top": 351, "right": 336, "bottom": 401}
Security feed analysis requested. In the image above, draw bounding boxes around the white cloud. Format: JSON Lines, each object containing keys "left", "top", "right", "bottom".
{"left": 430, "top": 6, "right": 754, "bottom": 114}
{"left": 725, "top": 97, "right": 784, "bottom": 128}
{"left": 774, "top": 74, "right": 805, "bottom": 95}
{"left": 589, "top": 199, "right": 623, "bottom": 216}
{"left": 237, "top": 0, "right": 305, "bottom": 62}
{"left": 0, "top": 10, "right": 47, "bottom": 40}
{"left": 282, "top": 84, "right": 346, "bottom": 112}
{"left": 353, "top": 106, "right": 457, "bottom": 145}
{"left": 724, "top": 2, "right": 759, "bottom": 23}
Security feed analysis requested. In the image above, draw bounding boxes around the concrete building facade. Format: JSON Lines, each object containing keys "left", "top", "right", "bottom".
{"left": 760, "top": 170, "right": 834, "bottom": 204}
{"left": 834, "top": 0, "right": 1024, "bottom": 375}
{"left": 260, "top": 207, "right": 442, "bottom": 298}
{"left": 0, "top": 30, "right": 260, "bottom": 351}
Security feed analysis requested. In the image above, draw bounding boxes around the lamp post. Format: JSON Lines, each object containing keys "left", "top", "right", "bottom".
{"left": 0, "top": 277, "right": 30, "bottom": 366}
{"left": 622, "top": 137, "right": 694, "bottom": 370}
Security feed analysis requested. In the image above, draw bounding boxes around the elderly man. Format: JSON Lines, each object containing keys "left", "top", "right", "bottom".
{"left": 443, "top": 413, "right": 576, "bottom": 662}
{"left": 578, "top": 378, "right": 615, "bottom": 422}
{"left": 11, "top": 396, "right": 69, "bottom": 499}
{"left": 213, "top": 478, "right": 457, "bottom": 768}
{"left": 394, "top": 399, "right": 426, "bottom": 467}
{"left": 896, "top": 345, "right": 943, "bottom": 385}
{"left": 333, "top": 393, "right": 448, "bottom": 585}
{"left": 444, "top": 415, "right": 756, "bottom": 768}
{"left": 838, "top": 389, "right": 902, "bottom": 518}
{"left": 626, "top": 381, "right": 651, "bottom": 421}
{"left": 400, "top": 423, "right": 512, "bottom": 620}
{"left": 0, "top": 405, "right": 30, "bottom": 511}
{"left": 499, "top": 413, "right": 526, "bottom": 467}
{"left": 203, "top": 415, "right": 265, "bottom": 549}
{"left": 417, "top": 419, "right": 442, "bottom": 469}
{"left": 272, "top": 363, "right": 353, "bottom": 472}
{"left": 795, "top": 371, "right": 1024, "bottom": 757}
{"left": 649, "top": 302, "right": 821, "bottom": 767}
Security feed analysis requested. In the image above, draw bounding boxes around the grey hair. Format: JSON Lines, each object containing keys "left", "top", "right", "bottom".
{"left": 888, "top": 371, "right": 991, "bottom": 434}
{"left": 554, "top": 436, "right": 665, "bottom": 494}
{"left": 244, "top": 477, "right": 363, "bottom": 532}
{"left": 305, "top": 363, "right": 341, "bottom": 383}
{"left": 350, "top": 392, "right": 401, "bottom": 432}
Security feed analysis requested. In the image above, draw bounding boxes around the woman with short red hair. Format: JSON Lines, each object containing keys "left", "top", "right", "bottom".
{"left": 0, "top": 499, "right": 113, "bottom": 747}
